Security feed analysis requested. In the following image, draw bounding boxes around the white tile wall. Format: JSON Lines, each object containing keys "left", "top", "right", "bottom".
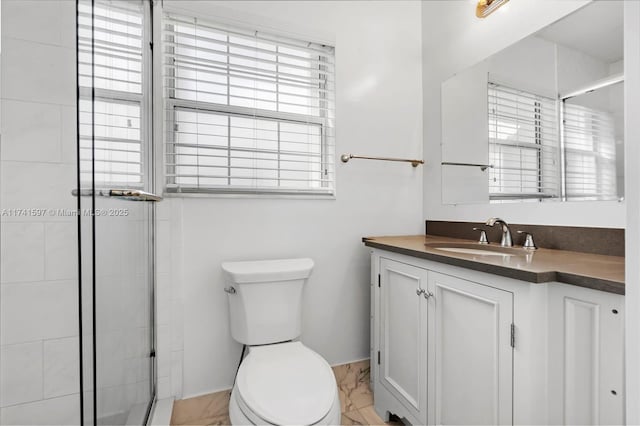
{"left": 1, "top": 37, "right": 75, "bottom": 106}
{"left": 170, "top": 351, "right": 184, "bottom": 397}
{"left": 60, "top": 106, "right": 77, "bottom": 164}
{"left": 156, "top": 220, "right": 171, "bottom": 275}
{"left": 0, "top": 161, "right": 77, "bottom": 221}
{"left": 43, "top": 337, "right": 80, "bottom": 399}
{"left": 2, "top": 0, "right": 65, "bottom": 46}
{"left": 0, "top": 342, "right": 44, "bottom": 407}
{"left": 45, "top": 222, "right": 79, "bottom": 280}
{"left": 58, "top": 0, "right": 78, "bottom": 50}
{"left": 157, "top": 325, "right": 171, "bottom": 379}
{"left": 156, "top": 377, "right": 171, "bottom": 400}
{"left": 171, "top": 299, "right": 184, "bottom": 352}
{"left": 0, "top": 394, "right": 80, "bottom": 426}
{"left": 0, "top": 1, "right": 81, "bottom": 423}
{"left": 155, "top": 198, "right": 185, "bottom": 399}
{"left": 0, "top": 222, "right": 46, "bottom": 282}
{"left": 0, "top": 281, "right": 78, "bottom": 345}
{"left": 0, "top": 100, "right": 62, "bottom": 163}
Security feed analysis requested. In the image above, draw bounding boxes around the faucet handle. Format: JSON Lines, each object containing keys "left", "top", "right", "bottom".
{"left": 517, "top": 230, "right": 537, "bottom": 250}
{"left": 473, "top": 227, "right": 489, "bottom": 244}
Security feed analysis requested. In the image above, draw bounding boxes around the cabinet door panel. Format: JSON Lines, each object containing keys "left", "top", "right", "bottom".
{"left": 379, "top": 258, "right": 428, "bottom": 422}
{"left": 548, "top": 284, "right": 624, "bottom": 425}
{"left": 428, "top": 272, "right": 513, "bottom": 425}
{"left": 564, "top": 298, "right": 600, "bottom": 425}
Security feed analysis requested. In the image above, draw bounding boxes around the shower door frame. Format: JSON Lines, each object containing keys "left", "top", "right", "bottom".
{"left": 76, "top": 0, "right": 158, "bottom": 423}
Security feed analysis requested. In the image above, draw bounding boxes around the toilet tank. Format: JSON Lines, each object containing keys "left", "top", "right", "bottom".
{"left": 221, "top": 258, "right": 314, "bottom": 345}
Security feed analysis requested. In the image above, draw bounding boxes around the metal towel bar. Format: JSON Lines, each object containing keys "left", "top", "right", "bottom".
{"left": 340, "top": 153, "right": 424, "bottom": 167}
{"left": 72, "top": 189, "right": 163, "bottom": 202}
{"left": 441, "top": 162, "right": 493, "bottom": 171}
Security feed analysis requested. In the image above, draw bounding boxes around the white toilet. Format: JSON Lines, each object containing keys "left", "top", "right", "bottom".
{"left": 221, "top": 258, "right": 341, "bottom": 425}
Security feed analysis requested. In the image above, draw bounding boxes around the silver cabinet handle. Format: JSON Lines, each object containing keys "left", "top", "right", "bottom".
{"left": 72, "top": 188, "right": 163, "bottom": 202}
{"left": 423, "top": 291, "right": 434, "bottom": 300}
{"left": 224, "top": 287, "right": 236, "bottom": 294}
{"left": 416, "top": 289, "right": 425, "bottom": 296}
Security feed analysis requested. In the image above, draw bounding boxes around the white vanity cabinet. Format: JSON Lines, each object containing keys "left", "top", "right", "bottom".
{"left": 370, "top": 249, "right": 625, "bottom": 426}
{"left": 378, "top": 259, "right": 428, "bottom": 423}
{"left": 427, "top": 271, "right": 513, "bottom": 425}
{"left": 547, "top": 283, "right": 625, "bottom": 426}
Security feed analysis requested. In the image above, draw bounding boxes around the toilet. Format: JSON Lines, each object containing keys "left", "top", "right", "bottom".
{"left": 221, "top": 258, "right": 341, "bottom": 425}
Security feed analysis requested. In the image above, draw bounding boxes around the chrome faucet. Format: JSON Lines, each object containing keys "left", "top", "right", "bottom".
{"left": 485, "top": 217, "right": 513, "bottom": 247}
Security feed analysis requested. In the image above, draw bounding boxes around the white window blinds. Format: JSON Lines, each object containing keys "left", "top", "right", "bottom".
{"left": 78, "top": 0, "right": 147, "bottom": 188}
{"left": 163, "top": 13, "right": 335, "bottom": 195}
{"left": 563, "top": 103, "right": 617, "bottom": 201}
{"left": 488, "top": 83, "right": 560, "bottom": 200}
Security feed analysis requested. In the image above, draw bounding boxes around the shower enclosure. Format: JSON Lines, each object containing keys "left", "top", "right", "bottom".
{"left": 77, "top": 0, "right": 157, "bottom": 423}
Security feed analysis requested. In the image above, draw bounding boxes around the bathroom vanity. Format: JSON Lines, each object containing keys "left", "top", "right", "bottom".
{"left": 364, "top": 234, "right": 624, "bottom": 426}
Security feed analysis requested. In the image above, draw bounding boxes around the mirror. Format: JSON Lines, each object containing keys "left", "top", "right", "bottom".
{"left": 441, "top": 1, "right": 624, "bottom": 204}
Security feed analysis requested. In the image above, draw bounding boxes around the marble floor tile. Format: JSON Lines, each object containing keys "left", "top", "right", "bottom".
{"left": 342, "top": 409, "right": 366, "bottom": 425}
{"left": 332, "top": 360, "right": 372, "bottom": 411}
{"left": 171, "top": 390, "right": 230, "bottom": 425}
{"left": 200, "top": 414, "right": 231, "bottom": 425}
{"left": 358, "top": 405, "right": 387, "bottom": 426}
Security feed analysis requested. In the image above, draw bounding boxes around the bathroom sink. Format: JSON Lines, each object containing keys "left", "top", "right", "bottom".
{"left": 424, "top": 242, "right": 526, "bottom": 257}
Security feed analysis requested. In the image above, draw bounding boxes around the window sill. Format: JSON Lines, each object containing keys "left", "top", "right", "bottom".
{"left": 162, "top": 190, "right": 336, "bottom": 201}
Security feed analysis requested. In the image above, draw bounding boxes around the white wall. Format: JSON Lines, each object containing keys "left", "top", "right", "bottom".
{"left": 422, "top": 0, "right": 627, "bottom": 227}
{"left": 158, "top": 0, "right": 424, "bottom": 398}
{"left": 0, "top": 0, "right": 80, "bottom": 424}
{"left": 624, "top": 2, "right": 640, "bottom": 423}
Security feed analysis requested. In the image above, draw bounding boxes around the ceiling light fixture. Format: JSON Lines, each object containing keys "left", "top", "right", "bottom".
{"left": 476, "top": 0, "right": 510, "bottom": 18}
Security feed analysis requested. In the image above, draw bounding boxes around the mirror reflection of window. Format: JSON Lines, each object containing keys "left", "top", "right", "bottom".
{"left": 562, "top": 81, "right": 624, "bottom": 201}
{"left": 488, "top": 83, "right": 560, "bottom": 202}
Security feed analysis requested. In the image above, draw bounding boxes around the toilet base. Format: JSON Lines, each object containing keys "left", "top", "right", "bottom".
{"left": 229, "top": 385, "right": 341, "bottom": 425}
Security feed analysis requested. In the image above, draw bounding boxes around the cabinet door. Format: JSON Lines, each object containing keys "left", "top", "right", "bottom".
{"left": 379, "top": 258, "right": 428, "bottom": 423}
{"left": 428, "top": 272, "right": 513, "bottom": 425}
{"left": 547, "top": 283, "right": 624, "bottom": 425}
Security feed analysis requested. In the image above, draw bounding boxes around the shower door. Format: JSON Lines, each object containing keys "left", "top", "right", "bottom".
{"left": 77, "top": 0, "right": 157, "bottom": 424}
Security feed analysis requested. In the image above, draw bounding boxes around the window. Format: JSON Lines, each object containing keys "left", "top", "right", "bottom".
{"left": 563, "top": 102, "right": 618, "bottom": 201}
{"left": 78, "top": 0, "right": 148, "bottom": 188}
{"left": 488, "top": 83, "right": 560, "bottom": 201}
{"left": 163, "top": 14, "right": 335, "bottom": 195}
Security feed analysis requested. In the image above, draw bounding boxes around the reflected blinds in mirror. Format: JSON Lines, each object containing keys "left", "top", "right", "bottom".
{"left": 488, "top": 83, "right": 560, "bottom": 200}
{"left": 563, "top": 103, "right": 617, "bottom": 200}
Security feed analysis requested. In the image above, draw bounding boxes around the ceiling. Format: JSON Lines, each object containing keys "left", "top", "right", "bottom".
{"left": 536, "top": 1, "right": 623, "bottom": 64}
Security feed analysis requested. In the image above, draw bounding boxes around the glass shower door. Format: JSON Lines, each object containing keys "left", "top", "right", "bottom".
{"left": 77, "top": 0, "right": 157, "bottom": 424}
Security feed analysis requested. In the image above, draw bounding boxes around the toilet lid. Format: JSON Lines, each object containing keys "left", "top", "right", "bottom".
{"left": 236, "top": 342, "right": 337, "bottom": 425}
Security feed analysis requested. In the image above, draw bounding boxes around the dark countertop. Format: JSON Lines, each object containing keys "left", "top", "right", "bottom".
{"left": 363, "top": 235, "right": 625, "bottom": 295}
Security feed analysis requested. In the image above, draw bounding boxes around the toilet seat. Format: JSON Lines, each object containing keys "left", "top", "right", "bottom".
{"left": 235, "top": 342, "right": 337, "bottom": 425}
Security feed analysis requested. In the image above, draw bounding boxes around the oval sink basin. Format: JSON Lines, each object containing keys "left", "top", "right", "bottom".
{"left": 424, "top": 242, "right": 526, "bottom": 256}
{"left": 433, "top": 247, "right": 516, "bottom": 256}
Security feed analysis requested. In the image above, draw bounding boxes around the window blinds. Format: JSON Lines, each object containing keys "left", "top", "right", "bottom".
{"left": 163, "top": 13, "right": 336, "bottom": 195}
{"left": 563, "top": 103, "right": 617, "bottom": 200}
{"left": 78, "top": 0, "right": 146, "bottom": 187}
{"left": 488, "top": 83, "right": 560, "bottom": 200}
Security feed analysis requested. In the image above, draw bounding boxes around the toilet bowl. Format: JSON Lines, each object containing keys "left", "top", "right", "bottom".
{"left": 228, "top": 342, "right": 341, "bottom": 425}
{"left": 221, "top": 258, "right": 340, "bottom": 425}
